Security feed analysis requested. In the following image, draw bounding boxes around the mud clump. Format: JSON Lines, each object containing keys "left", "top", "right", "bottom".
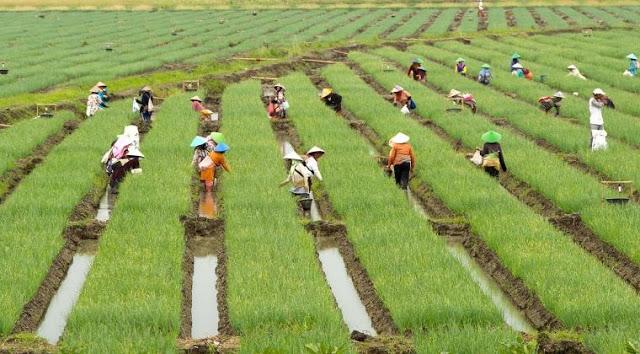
{"left": 537, "top": 333, "right": 593, "bottom": 354}
{"left": 178, "top": 335, "right": 239, "bottom": 354}
{"left": 354, "top": 334, "right": 415, "bottom": 354}
{"left": 182, "top": 216, "right": 224, "bottom": 239}
{"left": 64, "top": 220, "right": 106, "bottom": 240}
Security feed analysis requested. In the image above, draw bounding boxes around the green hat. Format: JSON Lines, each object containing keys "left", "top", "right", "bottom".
{"left": 209, "top": 132, "right": 226, "bottom": 144}
{"left": 482, "top": 130, "right": 502, "bottom": 143}
{"left": 456, "top": 57, "right": 465, "bottom": 63}
{"left": 481, "top": 64, "right": 491, "bottom": 69}
{"left": 417, "top": 65, "right": 427, "bottom": 71}
{"left": 511, "top": 53, "right": 521, "bottom": 59}
{"left": 412, "top": 57, "right": 424, "bottom": 64}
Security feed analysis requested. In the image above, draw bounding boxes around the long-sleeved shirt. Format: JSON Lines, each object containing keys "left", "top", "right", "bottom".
{"left": 86, "top": 93, "right": 100, "bottom": 117}
{"left": 388, "top": 143, "right": 415, "bottom": 168}
{"left": 192, "top": 101, "right": 205, "bottom": 112}
{"left": 539, "top": 97, "right": 562, "bottom": 116}
{"left": 98, "top": 90, "right": 109, "bottom": 108}
{"left": 407, "top": 63, "right": 420, "bottom": 77}
{"left": 567, "top": 69, "right": 587, "bottom": 80}
{"left": 322, "top": 92, "right": 342, "bottom": 112}
{"left": 198, "top": 151, "right": 230, "bottom": 182}
{"left": 140, "top": 92, "right": 153, "bottom": 112}
{"left": 629, "top": 60, "right": 638, "bottom": 76}
{"left": 281, "top": 161, "right": 313, "bottom": 191}
{"left": 393, "top": 90, "right": 411, "bottom": 106}
{"left": 305, "top": 156, "right": 323, "bottom": 181}
{"left": 455, "top": 63, "right": 468, "bottom": 75}
{"left": 589, "top": 97, "right": 605, "bottom": 125}
{"left": 478, "top": 69, "right": 491, "bottom": 84}
{"left": 480, "top": 143, "right": 507, "bottom": 171}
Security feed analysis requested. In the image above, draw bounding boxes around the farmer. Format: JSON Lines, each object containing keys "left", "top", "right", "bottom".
{"left": 567, "top": 64, "right": 587, "bottom": 80}
{"left": 387, "top": 132, "right": 415, "bottom": 190}
{"left": 510, "top": 53, "right": 521, "bottom": 71}
{"left": 305, "top": 146, "right": 325, "bottom": 183}
{"left": 589, "top": 88, "right": 609, "bottom": 149}
{"left": 209, "top": 131, "right": 225, "bottom": 148}
{"left": 538, "top": 91, "right": 565, "bottom": 116}
{"left": 319, "top": 88, "right": 342, "bottom": 112}
{"left": 86, "top": 86, "right": 101, "bottom": 118}
{"left": 267, "top": 96, "right": 284, "bottom": 119}
{"left": 273, "top": 83, "right": 289, "bottom": 117}
{"left": 391, "top": 85, "right": 415, "bottom": 112}
{"left": 137, "top": 86, "right": 154, "bottom": 124}
{"left": 109, "top": 148, "right": 144, "bottom": 194}
{"left": 477, "top": 64, "right": 492, "bottom": 85}
{"left": 407, "top": 58, "right": 426, "bottom": 81}
{"left": 191, "top": 136, "right": 212, "bottom": 190}
{"left": 280, "top": 151, "right": 313, "bottom": 194}
{"left": 194, "top": 137, "right": 231, "bottom": 192}
{"left": 479, "top": 130, "right": 507, "bottom": 178}
{"left": 455, "top": 58, "right": 468, "bottom": 76}
{"left": 624, "top": 53, "right": 638, "bottom": 77}
{"left": 96, "top": 82, "right": 110, "bottom": 109}
{"left": 448, "top": 89, "right": 477, "bottom": 113}
{"left": 190, "top": 96, "right": 213, "bottom": 121}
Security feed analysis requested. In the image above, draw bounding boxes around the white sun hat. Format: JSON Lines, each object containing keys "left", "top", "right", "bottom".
{"left": 553, "top": 91, "right": 565, "bottom": 98}
{"left": 390, "top": 85, "right": 403, "bottom": 93}
{"left": 593, "top": 88, "right": 606, "bottom": 95}
{"left": 127, "top": 148, "right": 145, "bottom": 158}
{"left": 448, "top": 89, "right": 461, "bottom": 98}
{"left": 190, "top": 96, "right": 202, "bottom": 101}
{"left": 306, "top": 146, "right": 325, "bottom": 155}
{"left": 567, "top": 64, "right": 577, "bottom": 70}
{"left": 283, "top": 151, "right": 303, "bottom": 161}
{"left": 389, "top": 132, "right": 410, "bottom": 146}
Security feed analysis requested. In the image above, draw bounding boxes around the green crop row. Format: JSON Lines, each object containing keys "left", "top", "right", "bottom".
{"left": 487, "top": 8, "right": 509, "bottom": 31}
{"left": 320, "top": 9, "right": 384, "bottom": 42}
{"left": 532, "top": 7, "right": 571, "bottom": 29}
{"left": 604, "top": 6, "right": 640, "bottom": 23}
{"left": 457, "top": 9, "right": 479, "bottom": 33}
{"left": 510, "top": 7, "right": 537, "bottom": 29}
{"left": 60, "top": 93, "right": 197, "bottom": 352}
{"left": 352, "top": 9, "right": 413, "bottom": 40}
{"left": 555, "top": 30, "right": 637, "bottom": 60}
{"left": 371, "top": 46, "right": 640, "bottom": 276}
{"left": 330, "top": 57, "right": 640, "bottom": 353}
{"left": 220, "top": 80, "right": 351, "bottom": 352}
{"left": 578, "top": 7, "right": 628, "bottom": 27}
{"left": 386, "top": 9, "right": 437, "bottom": 39}
{"left": 557, "top": 7, "right": 602, "bottom": 27}
{"left": 281, "top": 72, "right": 518, "bottom": 352}
{"left": 424, "top": 8, "right": 458, "bottom": 34}
{"left": 0, "top": 111, "right": 75, "bottom": 183}
{"left": 0, "top": 100, "right": 133, "bottom": 335}
{"left": 420, "top": 42, "right": 640, "bottom": 190}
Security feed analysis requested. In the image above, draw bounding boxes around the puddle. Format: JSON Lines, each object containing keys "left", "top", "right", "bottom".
{"left": 406, "top": 189, "right": 535, "bottom": 334}
{"left": 198, "top": 191, "right": 217, "bottom": 219}
{"left": 36, "top": 253, "right": 95, "bottom": 344}
{"left": 191, "top": 255, "right": 219, "bottom": 339}
{"left": 95, "top": 189, "right": 113, "bottom": 222}
{"left": 318, "top": 247, "right": 377, "bottom": 336}
{"left": 309, "top": 199, "right": 322, "bottom": 222}
{"left": 281, "top": 141, "right": 296, "bottom": 157}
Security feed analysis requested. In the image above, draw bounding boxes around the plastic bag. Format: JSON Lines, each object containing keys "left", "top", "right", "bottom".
{"left": 400, "top": 105, "right": 410, "bottom": 114}
{"left": 132, "top": 98, "right": 141, "bottom": 112}
{"left": 198, "top": 155, "right": 214, "bottom": 171}
{"left": 591, "top": 130, "right": 608, "bottom": 151}
{"left": 147, "top": 98, "right": 154, "bottom": 112}
{"left": 470, "top": 150, "right": 483, "bottom": 166}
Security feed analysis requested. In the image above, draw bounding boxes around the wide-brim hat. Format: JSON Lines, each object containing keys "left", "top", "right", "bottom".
{"left": 123, "top": 125, "right": 139, "bottom": 137}
{"left": 416, "top": 66, "right": 427, "bottom": 72}
{"left": 511, "top": 53, "right": 521, "bottom": 59}
{"left": 209, "top": 132, "right": 225, "bottom": 144}
{"left": 96, "top": 81, "right": 107, "bottom": 87}
{"left": 307, "top": 146, "right": 325, "bottom": 155}
{"left": 512, "top": 63, "right": 523, "bottom": 69}
{"left": 412, "top": 57, "right": 424, "bottom": 64}
{"left": 389, "top": 132, "right": 410, "bottom": 146}
{"left": 627, "top": 53, "right": 638, "bottom": 60}
{"left": 593, "top": 88, "right": 606, "bottom": 95}
{"left": 201, "top": 109, "right": 213, "bottom": 115}
{"left": 567, "top": 64, "right": 577, "bottom": 70}
{"left": 190, "top": 96, "right": 202, "bottom": 102}
{"left": 553, "top": 91, "right": 565, "bottom": 98}
{"left": 481, "top": 130, "right": 502, "bottom": 143}
{"left": 214, "top": 142, "right": 230, "bottom": 153}
{"left": 481, "top": 64, "right": 491, "bottom": 69}
{"left": 127, "top": 148, "right": 145, "bottom": 158}
{"left": 390, "top": 85, "right": 403, "bottom": 93}
{"left": 456, "top": 57, "right": 465, "bottom": 63}
{"left": 141, "top": 86, "right": 152, "bottom": 92}
{"left": 283, "top": 151, "right": 303, "bottom": 161}
{"left": 190, "top": 136, "right": 208, "bottom": 148}
{"left": 448, "top": 89, "right": 461, "bottom": 98}
{"left": 90, "top": 86, "right": 100, "bottom": 93}
{"left": 319, "top": 88, "right": 332, "bottom": 98}
{"left": 274, "top": 83, "right": 286, "bottom": 90}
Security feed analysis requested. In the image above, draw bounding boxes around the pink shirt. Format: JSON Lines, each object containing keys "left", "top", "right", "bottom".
{"left": 192, "top": 101, "right": 205, "bottom": 112}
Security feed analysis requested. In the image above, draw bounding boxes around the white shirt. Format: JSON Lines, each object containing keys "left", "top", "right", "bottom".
{"left": 589, "top": 97, "right": 604, "bottom": 125}
{"left": 568, "top": 69, "right": 586, "bottom": 80}
{"left": 305, "top": 156, "right": 323, "bottom": 181}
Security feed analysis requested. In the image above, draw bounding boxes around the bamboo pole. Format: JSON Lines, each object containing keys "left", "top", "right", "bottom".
{"left": 231, "top": 57, "right": 280, "bottom": 61}
{"left": 252, "top": 76, "right": 278, "bottom": 80}
{"left": 301, "top": 59, "right": 340, "bottom": 64}
{"left": 0, "top": 123, "right": 11, "bottom": 128}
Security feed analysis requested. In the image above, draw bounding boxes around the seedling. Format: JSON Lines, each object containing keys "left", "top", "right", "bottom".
{"left": 182, "top": 80, "right": 200, "bottom": 92}
{"left": 36, "top": 104, "right": 57, "bottom": 118}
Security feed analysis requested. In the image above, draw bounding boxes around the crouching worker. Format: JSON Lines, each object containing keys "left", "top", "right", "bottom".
{"left": 407, "top": 58, "right": 427, "bottom": 82}
{"left": 538, "top": 91, "right": 565, "bottom": 116}
{"left": 479, "top": 130, "right": 507, "bottom": 178}
{"left": 109, "top": 148, "right": 144, "bottom": 194}
{"left": 193, "top": 136, "right": 230, "bottom": 192}
{"left": 279, "top": 151, "right": 313, "bottom": 195}
{"left": 267, "top": 96, "right": 285, "bottom": 120}
{"left": 624, "top": 54, "right": 638, "bottom": 77}
{"left": 477, "top": 64, "right": 492, "bottom": 85}
{"left": 319, "top": 88, "right": 342, "bottom": 112}
{"left": 448, "top": 89, "right": 477, "bottom": 113}
{"left": 86, "top": 86, "right": 101, "bottom": 118}
{"left": 567, "top": 65, "right": 587, "bottom": 80}
{"left": 190, "top": 96, "right": 214, "bottom": 121}
{"left": 96, "top": 82, "right": 110, "bottom": 109}
{"left": 391, "top": 85, "right": 416, "bottom": 114}
{"left": 387, "top": 132, "right": 415, "bottom": 190}
{"left": 455, "top": 58, "right": 468, "bottom": 76}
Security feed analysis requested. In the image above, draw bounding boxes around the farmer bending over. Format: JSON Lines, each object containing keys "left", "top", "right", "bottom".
{"left": 538, "top": 91, "right": 565, "bottom": 116}
{"left": 319, "top": 88, "right": 342, "bottom": 112}
{"left": 387, "top": 132, "right": 415, "bottom": 190}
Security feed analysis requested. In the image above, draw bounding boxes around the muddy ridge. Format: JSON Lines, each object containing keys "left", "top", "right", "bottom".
{"left": 505, "top": 8, "right": 517, "bottom": 27}
{"left": 527, "top": 8, "right": 547, "bottom": 28}
{"left": 478, "top": 9, "right": 489, "bottom": 32}
{"left": 551, "top": 8, "right": 578, "bottom": 27}
{"left": 572, "top": 7, "right": 607, "bottom": 28}
{"left": 412, "top": 10, "right": 443, "bottom": 37}
{"left": 380, "top": 11, "right": 415, "bottom": 39}
{"left": 537, "top": 332, "right": 594, "bottom": 354}
{"left": 0, "top": 120, "right": 80, "bottom": 205}
{"left": 448, "top": 9, "right": 468, "bottom": 32}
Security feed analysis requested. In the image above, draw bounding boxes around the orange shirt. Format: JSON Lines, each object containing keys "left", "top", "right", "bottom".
{"left": 393, "top": 90, "right": 411, "bottom": 106}
{"left": 388, "top": 143, "right": 415, "bottom": 168}
{"left": 199, "top": 152, "right": 231, "bottom": 182}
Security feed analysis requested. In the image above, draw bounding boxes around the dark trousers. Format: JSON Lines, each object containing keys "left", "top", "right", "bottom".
{"left": 393, "top": 162, "right": 411, "bottom": 190}
{"left": 141, "top": 110, "right": 152, "bottom": 123}
{"left": 484, "top": 166, "right": 499, "bottom": 178}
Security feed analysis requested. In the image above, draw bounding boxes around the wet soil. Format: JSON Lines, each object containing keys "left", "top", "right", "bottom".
{"left": 413, "top": 10, "right": 443, "bottom": 37}
{"left": 537, "top": 332, "right": 593, "bottom": 354}
{"left": 505, "top": 8, "right": 517, "bottom": 27}
{"left": 0, "top": 106, "right": 36, "bottom": 126}
{"left": 0, "top": 120, "right": 80, "bottom": 205}
{"left": 380, "top": 12, "right": 415, "bottom": 39}
{"left": 572, "top": 7, "right": 607, "bottom": 28}
{"left": 551, "top": 8, "right": 578, "bottom": 27}
{"left": 528, "top": 8, "right": 547, "bottom": 28}
{"left": 351, "top": 331, "right": 415, "bottom": 354}
{"left": 177, "top": 335, "right": 240, "bottom": 354}
{"left": 448, "top": 9, "right": 468, "bottom": 32}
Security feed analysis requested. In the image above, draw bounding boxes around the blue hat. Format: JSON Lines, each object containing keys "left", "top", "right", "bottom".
{"left": 214, "top": 143, "right": 230, "bottom": 153}
{"left": 190, "top": 136, "right": 207, "bottom": 148}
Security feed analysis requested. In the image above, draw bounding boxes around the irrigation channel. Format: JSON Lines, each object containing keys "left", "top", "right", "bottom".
{"left": 280, "top": 140, "right": 377, "bottom": 336}
{"left": 36, "top": 189, "right": 113, "bottom": 344}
